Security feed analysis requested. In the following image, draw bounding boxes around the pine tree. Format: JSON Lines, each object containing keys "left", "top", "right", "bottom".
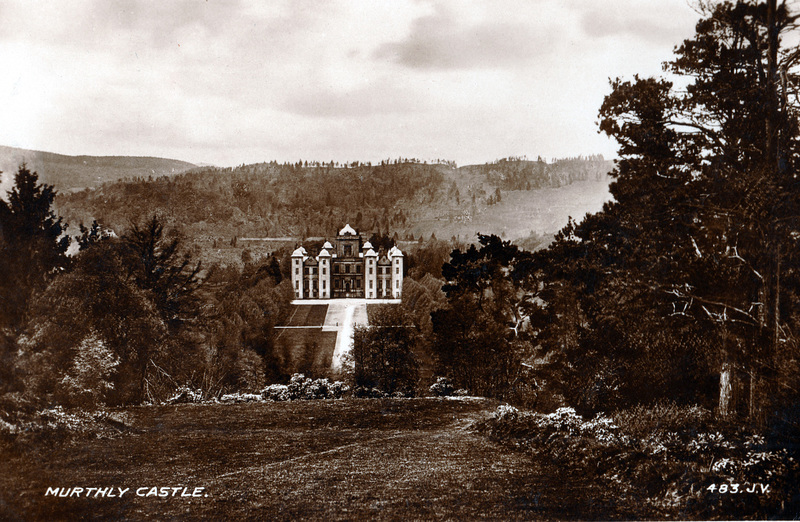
{"left": 0, "top": 164, "right": 70, "bottom": 330}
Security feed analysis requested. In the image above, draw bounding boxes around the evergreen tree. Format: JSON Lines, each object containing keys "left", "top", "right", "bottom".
{"left": 535, "top": 0, "right": 800, "bottom": 418}
{"left": 0, "top": 164, "right": 70, "bottom": 331}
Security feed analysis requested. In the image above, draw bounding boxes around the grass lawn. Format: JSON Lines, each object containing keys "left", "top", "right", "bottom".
{"left": 281, "top": 304, "right": 329, "bottom": 327}
{"left": 0, "top": 399, "right": 614, "bottom": 520}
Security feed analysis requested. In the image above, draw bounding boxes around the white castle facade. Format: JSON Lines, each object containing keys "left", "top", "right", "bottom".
{"left": 291, "top": 224, "right": 404, "bottom": 300}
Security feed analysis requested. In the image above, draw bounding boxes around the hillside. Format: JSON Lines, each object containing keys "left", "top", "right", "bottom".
{"left": 0, "top": 145, "right": 196, "bottom": 194}
{"left": 54, "top": 156, "right": 614, "bottom": 263}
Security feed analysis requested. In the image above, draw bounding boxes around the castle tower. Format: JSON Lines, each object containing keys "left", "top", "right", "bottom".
{"left": 291, "top": 246, "right": 307, "bottom": 299}
{"left": 388, "top": 246, "right": 404, "bottom": 298}
{"left": 318, "top": 248, "right": 331, "bottom": 299}
{"left": 364, "top": 248, "right": 378, "bottom": 299}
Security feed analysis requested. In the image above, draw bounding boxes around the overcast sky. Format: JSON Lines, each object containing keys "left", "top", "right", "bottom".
{"left": 0, "top": 1, "right": 701, "bottom": 167}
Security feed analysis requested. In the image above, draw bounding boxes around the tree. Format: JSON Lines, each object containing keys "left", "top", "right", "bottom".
{"left": 351, "top": 305, "right": 420, "bottom": 395}
{"left": 21, "top": 240, "right": 165, "bottom": 405}
{"left": 431, "top": 235, "right": 533, "bottom": 397}
{"left": 122, "top": 215, "right": 203, "bottom": 333}
{"left": 76, "top": 219, "right": 111, "bottom": 251}
{"left": 0, "top": 164, "right": 70, "bottom": 330}
{"left": 577, "top": 0, "right": 800, "bottom": 419}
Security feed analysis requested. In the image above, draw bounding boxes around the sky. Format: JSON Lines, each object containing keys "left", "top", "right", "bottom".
{"left": 0, "top": 0, "right": 701, "bottom": 168}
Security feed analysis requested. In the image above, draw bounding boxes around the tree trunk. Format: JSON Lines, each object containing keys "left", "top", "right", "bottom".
{"left": 720, "top": 357, "right": 733, "bottom": 419}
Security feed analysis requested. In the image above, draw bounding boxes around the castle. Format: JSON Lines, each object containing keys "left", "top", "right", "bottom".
{"left": 291, "top": 224, "right": 404, "bottom": 300}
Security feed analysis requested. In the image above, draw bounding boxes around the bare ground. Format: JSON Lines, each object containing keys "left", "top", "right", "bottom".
{"left": 0, "top": 399, "right": 616, "bottom": 521}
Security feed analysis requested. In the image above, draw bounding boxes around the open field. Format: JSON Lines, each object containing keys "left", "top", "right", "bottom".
{"left": 0, "top": 399, "right": 618, "bottom": 520}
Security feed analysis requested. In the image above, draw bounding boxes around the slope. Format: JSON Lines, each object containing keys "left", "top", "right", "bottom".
{"left": 0, "top": 145, "right": 196, "bottom": 194}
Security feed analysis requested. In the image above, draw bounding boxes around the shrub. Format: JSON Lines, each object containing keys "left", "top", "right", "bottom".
{"left": 164, "top": 385, "right": 204, "bottom": 404}
{"left": 429, "top": 376, "right": 454, "bottom": 397}
{"left": 261, "top": 384, "right": 290, "bottom": 401}
{"left": 353, "top": 386, "right": 389, "bottom": 398}
{"left": 478, "top": 403, "right": 799, "bottom": 519}
{"left": 269, "top": 374, "right": 350, "bottom": 401}
{"left": 613, "top": 401, "right": 712, "bottom": 439}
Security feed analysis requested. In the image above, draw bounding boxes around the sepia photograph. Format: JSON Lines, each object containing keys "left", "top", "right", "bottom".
{"left": 1, "top": 0, "right": 799, "bottom": 519}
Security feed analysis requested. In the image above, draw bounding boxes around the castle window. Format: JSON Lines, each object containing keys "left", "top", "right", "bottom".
{"left": 396, "top": 267, "right": 400, "bottom": 274}
{"left": 323, "top": 280, "right": 326, "bottom": 289}
{"left": 369, "top": 267, "right": 373, "bottom": 275}
{"left": 322, "top": 267, "right": 326, "bottom": 275}
{"left": 295, "top": 268, "right": 299, "bottom": 275}
{"left": 369, "top": 280, "right": 373, "bottom": 289}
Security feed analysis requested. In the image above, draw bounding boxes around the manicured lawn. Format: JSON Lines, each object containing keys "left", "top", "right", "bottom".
{"left": 281, "top": 304, "right": 329, "bottom": 327}
{"left": 0, "top": 399, "right": 614, "bottom": 520}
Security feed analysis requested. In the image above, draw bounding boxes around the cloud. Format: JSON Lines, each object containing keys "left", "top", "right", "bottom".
{"left": 577, "top": 1, "right": 698, "bottom": 46}
{"left": 374, "top": 5, "right": 553, "bottom": 70}
{"left": 281, "top": 80, "right": 428, "bottom": 118}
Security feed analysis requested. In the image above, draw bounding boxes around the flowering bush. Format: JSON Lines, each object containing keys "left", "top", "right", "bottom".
{"left": 429, "top": 377, "right": 454, "bottom": 397}
{"left": 0, "top": 406, "right": 131, "bottom": 445}
{"left": 219, "top": 393, "right": 263, "bottom": 403}
{"left": 165, "top": 385, "right": 204, "bottom": 404}
{"left": 267, "top": 374, "right": 350, "bottom": 401}
{"left": 262, "top": 384, "right": 290, "bottom": 402}
{"left": 477, "top": 403, "right": 800, "bottom": 519}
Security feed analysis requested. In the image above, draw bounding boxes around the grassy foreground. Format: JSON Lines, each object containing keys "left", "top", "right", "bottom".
{"left": 0, "top": 398, "right": 618, "bottom": 520}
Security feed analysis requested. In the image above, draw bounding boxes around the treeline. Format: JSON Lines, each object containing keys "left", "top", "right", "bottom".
{"left": 56, "top": 161, "right": 446, "bottom": 241}
{"left": 0, "top": 166, "right": 297, "bottom": 414}
{"left": 479, "top": 156, "right": 613, "bottom": 191}
{"left": 54, "top": 155, "right": 611, "bottom": 248}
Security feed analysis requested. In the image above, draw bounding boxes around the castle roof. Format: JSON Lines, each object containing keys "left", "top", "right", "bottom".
{"left": 362, "top": 241, "right": 373, "bottom": 250}
{"left": 291, "top": 247, "right": 306, "bottom": 257}
{"left": 317, "top": 249, "right": 331, "bottom": 258}
{"left": 388, "top": 246, "right": 404, "bottom": 257}
{"left": 322, "top": 241, "right": 334, "bottom": 250}
{"left": 364, "top": 248, "right": 378, "bottom": 257}
{"left": 339, "top": 224, "right": 357, "bottom": 236}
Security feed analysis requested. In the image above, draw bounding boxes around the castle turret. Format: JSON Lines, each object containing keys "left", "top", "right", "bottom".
{"left": 364, "top": 248, "right": 378, "bottom": 299}
{"left": 318, "top": 248, "right": 331, "bottom": 299}
{"left": 291, "top": 246, "right": 307, "bottom": 299}
{"left": 388, "top": 246, "right": 404, "bottom": 298}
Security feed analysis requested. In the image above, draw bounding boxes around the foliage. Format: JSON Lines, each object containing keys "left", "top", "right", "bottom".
{"left": 429, "top": 376, "right": 454, "bottom": 397}
{"left": 20, "top": 239, "right": 166, "bottom": 406}
{"left": 0, "top": 406, "right": 131, "bottom": 446}
{"left": 122, "top": 215, "right": 203, "bottom": 332}
{"left": 0, "top": 164, "right": 70, "bottom": 331}
{"left": 431, "top": 234, "right": 533, "bottom": 398}
{"left": 524, "top": 0, "right": 800, "bottom": 420}
{"left": 479, "top": 403, "right": 800, "bottom": 519}
{"left": 200, "top": 257, "right": 294, "bottom": 394}
{"left": 351, "top": 305, "right": 420, "bottom": 396}
{"left": 401, "top": 273, "right": 447, "bottom": 336}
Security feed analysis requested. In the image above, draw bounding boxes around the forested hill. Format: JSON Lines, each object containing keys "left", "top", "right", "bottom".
{"left": 55, "top": 155, "right": 613, "bottom": 252}
{"left": 0, "top": 145, "right": 196, "bottom": 194}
